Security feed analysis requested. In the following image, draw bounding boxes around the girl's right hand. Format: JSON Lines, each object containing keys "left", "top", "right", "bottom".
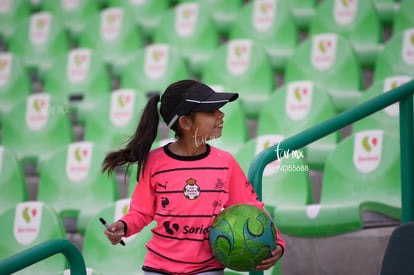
{"left": 104, "top": 221, "right": 126, "bottom": 245}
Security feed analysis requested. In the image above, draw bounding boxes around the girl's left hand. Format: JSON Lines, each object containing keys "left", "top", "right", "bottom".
{"left": 255, "top": 245, "right": 283, "bottom": 271}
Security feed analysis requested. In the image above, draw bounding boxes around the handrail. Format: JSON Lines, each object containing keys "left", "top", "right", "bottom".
{"left": 0, "top": 239, "right": 86, "bottom": 275}
{"left": 247, "top": 79, "right": 414, "bottom": 275}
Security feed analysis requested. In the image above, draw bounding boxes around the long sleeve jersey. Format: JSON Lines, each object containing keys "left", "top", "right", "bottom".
{"left": 120, "top": 144, "right": 285, "bottom": 274}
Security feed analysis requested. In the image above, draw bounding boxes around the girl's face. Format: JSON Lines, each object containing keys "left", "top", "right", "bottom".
{"left": 190, "top": 109, "right": 225, "bottom": 144}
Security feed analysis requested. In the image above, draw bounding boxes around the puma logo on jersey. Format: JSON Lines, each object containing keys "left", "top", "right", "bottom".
{"left": 157, "top": 182, "right": 168, "bottom": 190}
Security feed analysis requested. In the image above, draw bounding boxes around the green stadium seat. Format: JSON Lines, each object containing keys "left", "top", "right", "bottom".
{"left": 392, "top": 0, "right": 414, "bottom": 35}
{"left": 234, "top": 136, "right": 313, "bottom": 218}
{"left": 202, "top": 39, "right": 275, "bottom": 119}
{"left": 352, "top": 75, "right": 413, "bottom": 141}
{"left": 60, "top": 267, "right": 102, "bottom": 275}
{"left": 257, "top": 81, "right": 340, "bottom": 170}
{"left": 0, "top": 201, "right": 67, "bottom": 275}
{"left": 229, "top": 0, "right": 299, "bottom": 72}
{"left": 0, "top": 52, "right": 32, "bottom": 123}
{"left": 373, "top": 0, "right": 399, "bottom": 26}
{"left": 274, "top": 130, "right": 401, "bottom": 237}
{"left": 78, "top": 7, "right": 144, "bottom": 77}
{"left": 120, "top": 44, "right": 191, "bottom": 96}
{"left": 43, "top": 48, "right": 112, "bottom": 125}
{"left": 0, "top": 0, "right": 31, "bottom": 42}
{"left": 0, "top": 146, "right": 28, "bottom": 214}
{"left": 197, "top": 0, "right": 243, "bottom": 36}
{"left": 309, "top": 0, "right": 383, "bottom": 68}
{"left": 373, "top": 28, "right": 414, "bottom": 83}
{"left": 286, "top": 0, "right": 317, "bottom": 31}
{"left": 7, "top": 11, "right": 70, "bottom": 79}
{"left": 82, "top": 199, "right": 156, "bottom": 275}
{"left": 41, "top": 0, "right": 100, "bottom": 42}
{"left": 152, "top": 2, "right": 220, "bottom": 76}
{"left": 285, "top": 33, "right": 364, "bottom": 113}
{"left": 83, "top": 89, "right": 149, "bottom": 153}
{"left": 1, "top": 93, "right": 74, "bottom": 166}
{"left": 37, "top": 141, "right": 119, "bottom": 234}
{"left": 108, "top": 0, "right": 171, "bottom": 40}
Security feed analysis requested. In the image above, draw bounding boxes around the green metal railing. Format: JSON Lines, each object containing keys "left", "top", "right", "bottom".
{"left": 0, "top": 239, "right": 86, "bottom": 275}
{"left": 248, "top": 79, "right": 414, "bottom": 275}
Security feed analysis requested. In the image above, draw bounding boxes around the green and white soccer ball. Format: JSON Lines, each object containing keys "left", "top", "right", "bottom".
{"left": 209, "top": 204, "right": 277, "bottom": 271}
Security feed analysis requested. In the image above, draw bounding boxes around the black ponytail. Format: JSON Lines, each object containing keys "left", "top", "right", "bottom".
{"left": 102, "top": 94, "right": 160, "bottom": 180}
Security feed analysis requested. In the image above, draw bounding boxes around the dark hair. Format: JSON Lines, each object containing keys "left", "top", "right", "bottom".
{"left": 102, "top": 79, "right": 201, "bottom": 180}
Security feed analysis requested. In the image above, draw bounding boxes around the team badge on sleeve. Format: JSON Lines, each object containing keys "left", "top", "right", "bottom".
{"left": 183, "top": 178, "right": 200, "bottom": 200}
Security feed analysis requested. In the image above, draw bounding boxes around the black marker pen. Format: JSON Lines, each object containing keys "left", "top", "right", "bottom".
{"left": 100, "top": 217, "right": 126, "bottom": 246}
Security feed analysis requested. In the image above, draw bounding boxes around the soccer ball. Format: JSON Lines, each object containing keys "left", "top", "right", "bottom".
{"left": 209, "top": 204, "right": 277, "bottom": 271}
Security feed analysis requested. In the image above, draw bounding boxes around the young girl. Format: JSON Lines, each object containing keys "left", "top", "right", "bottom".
{"left": 102, "top": 80, "right": 285, "bottom": 275}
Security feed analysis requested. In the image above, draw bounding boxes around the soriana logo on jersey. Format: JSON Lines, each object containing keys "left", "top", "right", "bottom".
{"left": 175, "top": 3, "right": 198, "bottom": 37}
{"left": 353, "top": 130, "right": 383, "bottom": 174}
{"left": 383, "top": 76, "right": 412, "bottom": 117}
{"left": 66, "top": 142, "right": 93, "bottom": 182}
{"left": 0, "top": 52, "right": 11, "bottom": 87}
{"left": 110, "top": 89, "right": 135, "bottom": 127}
{"left": 67, "top": 48, "right": 91, "bottom": 84}
{"left": 334, "top": 0, "right": 357, "bottom": 26}
{"left": 114, "top": 198, "right": 137, "bottom": 243}
{"left": 0, "top": 0, "right": 12, "bottom": 14}
{"left": 100, "top": 8, "right": 123, "bottom": 42}
{"left": 402, "top": 28, "right": 414, "bottom": 66}
{"left": 29, "top": 12, "right": 52, "bottom": 45}
{"left": 144, "top": 44, "right": 169, "bottom": 79}
{"left": 285, "top": 81, "right": 313, "bottom": 121}
{"left": 14, "top": 202, "right": 43, "bottom": 245}
{"left": 25, "top": 93, "right": 50, "bottom": 131}
{"left": 256, "top": 134, "right": 284, "bottom": 176}
{"left": 226, "top": 39, "right": 252, "bottom": 76}
{"left": 311, "top": 33, "right": 337, "bottom": 71}
{"left": 252, "top": 0, "right": 276, "bottom": 32}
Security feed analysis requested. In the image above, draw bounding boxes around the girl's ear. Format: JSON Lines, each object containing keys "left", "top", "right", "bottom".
{"left": 178, "top": 115, "right": 193, "bottom": 132}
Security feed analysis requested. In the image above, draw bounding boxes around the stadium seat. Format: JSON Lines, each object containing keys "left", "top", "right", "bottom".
{"left": 37, "top": 141, "right": 119, "bottom": 234}
{"left": 152, "top": 2, "right": 220, "bottom": 77}
{"left": 352, "top": 75, "right": 413, "bottom": 141}
{"left": 7, "top": 11, "right": 70, "bottom": 79}
{"left": 1, "top": 93, "right": 74, "bottom": 166}
{"left": 380, "top": 222, "right": 414, "bottom": 275}
{"left": 0, "top": 52, "right": 32, "bottom": 123}
{"left": 41, "top": 0, "right": 100, "bottom": 42}
{"left": 257, "top": 81, "right": 340, "bottom": 170}
{"left": 78, "top": 7, "right": 144, "bottom": 77}
{"left": 60, "top": 267, "right": 102, "bottom": 275}
{"left": 202, "top": 39, "right": 275, "bottom": 119}
{"left": 82, "top": 199, "right": 156, "bottom": 275}
{"left": 284, "top": 33, "right": 364, "bottom": 113}
{"left": 43, "top": 48, "right": 112, "bottom": 125}
{"left": 229, "top": 0, "right": 299, "bottom": 72}
{"left": 274, "top": 130, "right": 401, "bottom": 237}
{"left": 108, "top": 0, "right": 171, "bottom": 40}
{"left": 0, "top": 0, "right": 31, "bottom": 43}
{"left": 83, "top": 89, "right": 150, "bottom": 153}
{"left": 309, "top": 0, "right": 383, "bottom": 68}
{"left": 0, "top": 201, "right": 67, "bottom": 275}
{"left": 0, "top": 146, "right": 27, "bottom": 214}
{"left": 119, "top": 44, "right": 191, "bottom": 96}
{"left": 287, "top": 0, "right": 317, "bottom": 30}
{"left": 373, "top": 28, "right": 414, "bottom": 83}
{"left": 392, "top": 0, "right": 414, "bottom": 35}
{"left": 373, "top": 0, "right": 399, "bottom": 26}
{"left": 234, "top": 136, "right": 313, "bottom": 218}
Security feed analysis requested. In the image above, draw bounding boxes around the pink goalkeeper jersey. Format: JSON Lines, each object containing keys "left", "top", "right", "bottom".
{"left": 121, "top": 144, "right": 285, "bottom": 275}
